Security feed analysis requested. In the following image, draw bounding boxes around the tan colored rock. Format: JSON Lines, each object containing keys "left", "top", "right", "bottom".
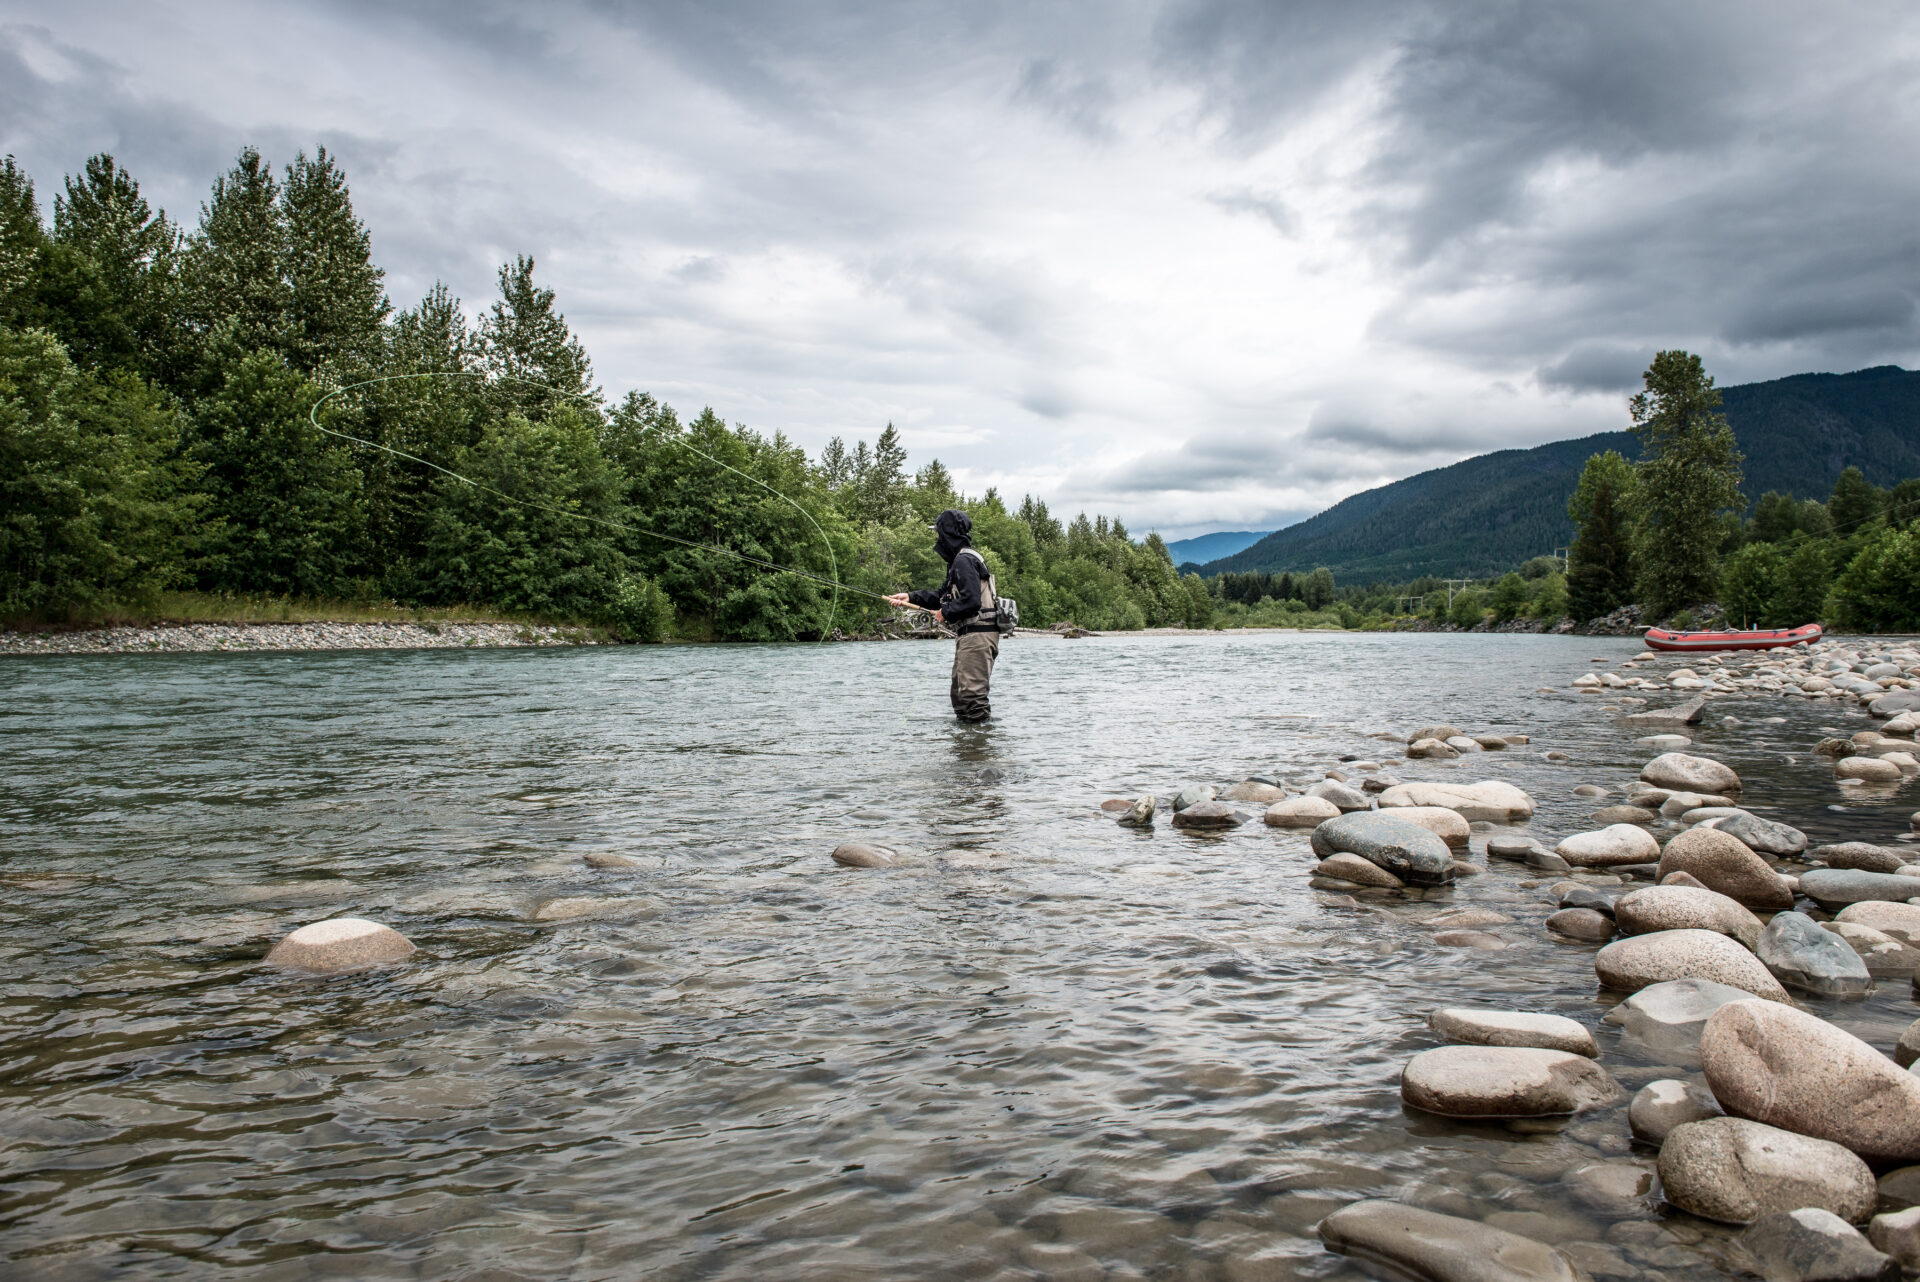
{"left": 1702, "top": 998, "right": 1920, "bottom": 1164}
{"left": 1641, "top": 751, "right": 1742, "bottom": 794}
{"left": 1318, "top": 1201, "right": 1583, "bottom": 1282}
{"left": 1547, "top": 907, "right": 1615, "bottom": 942}
{"left": 1823, "top": 920, "right": 1920, "bottom": 976}
{"left": 1614, "top": 884, "right": 1763, "bottom": 949}
{"left": 1658, "top": 827, "right": 1794, "bottom": 909}
{"left": 1432, "top": 929, "right": 1507, "bottom": 949}
{"left": 1220, "top": 780, "right": 1285, "bottom": 803}
{"left": 1556, "top": 823, "right": 1661, "bottom": 867}
{"left": 1388, "top": 805, "right": 1472, "bottom": 848}
{"left": 1815, "top": 841, "right": 1910, "bottom": 874}
{"left": 1629, "top": 1078, "right": 1722, "bottom": 1145}
{"left": 831, "top": 842, "right": 898, "bottom": 867}
{"left": 1428, "top": 1008, "right": 1597, "bottom": 1056}
{"left": 1835, "top": 900, "right": 1920, "bottom": 947}
{"left": 1406, "top": 737, "right": 1459, "bottom": 759}
{"left": 1264, "top": 795, "right": 1340, "bottom": 827}
{"left": 1657, "top": 1117, "right": 1877, "bottom": 1225}
{"left": 1869, "top": 1207, "right": 1920, "bottom": 1271}
{"left": 1312, "top": 853, "right": 1403, "bottom": 888}
{"left": 1400, "top": 1045, "right": 1619, "bottom": 1117}
{"left": 1838, "top": 755, "right": 1902, "bottom": 781}
{"left": 529, "top": 896, "right": 656, "bottom": 922}
{"left": 1593, "top": 929, "right": 1790, "bottom": 1002}
{"left": 1376, "top": 780, "right": 1536, "bottom": 822}
{"left": 583, "top": 851, "right": 643, "bottom": 869}
{"left": 265, "top": 917, "right": 415, "bottom": 974}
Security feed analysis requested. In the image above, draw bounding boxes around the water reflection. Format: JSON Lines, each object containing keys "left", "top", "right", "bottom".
{"left": 0, "top": 633, "right": 1913, "bottom": 1279}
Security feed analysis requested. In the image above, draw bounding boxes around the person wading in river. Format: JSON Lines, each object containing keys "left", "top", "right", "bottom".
{"left": 886, "top": 509, "right": 1001, "bottom": 722}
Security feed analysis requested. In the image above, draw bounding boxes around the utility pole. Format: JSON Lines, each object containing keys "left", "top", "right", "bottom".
{"left": 1551, "top": 547, "right": 1570, "bottom": 572}
{"left": 1444, "top": 579, "right": 1473, "bottom": 609}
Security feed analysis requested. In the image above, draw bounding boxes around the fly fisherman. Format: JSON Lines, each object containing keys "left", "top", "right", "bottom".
{"left": 885, "top": 509, "right": 1001, "bottom": 722}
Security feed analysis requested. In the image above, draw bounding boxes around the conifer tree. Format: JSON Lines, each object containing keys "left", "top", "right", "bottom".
{"left": 480, "top": 254, "right": 593, "bottom": 410}
{"left": 1628, "top": 352, "right": 1744, "bottom": 616}
{"left": 1827, "top": 466, "right": 1884, "bottom": 534}
{"left": 42, "top": 155, "right": 177, "bottom": 377}
{"left": 0, "top": 156, "right": 46, "bottom": 327}
{"left": 281, "top": 147, "right": 388, "bottom": 375}
{"left": 183, "top": 147, "right": 289, "bottom": 363}
{"left": 1565, "top": 450, "right": 1635, "bottom": 621}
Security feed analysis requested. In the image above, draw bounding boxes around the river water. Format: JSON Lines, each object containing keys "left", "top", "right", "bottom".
{"left": 2, "top": 632, "right": 1916, "bottom": 1280}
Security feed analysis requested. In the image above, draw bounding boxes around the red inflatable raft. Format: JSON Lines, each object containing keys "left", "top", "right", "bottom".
{"left": 1643, "top": 623, "right": 1823, "bottom": 652}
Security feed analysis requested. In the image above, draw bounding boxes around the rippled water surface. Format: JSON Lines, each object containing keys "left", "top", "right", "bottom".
{"left": 3, "top": 633, "right": 1917, "bottom": 1280}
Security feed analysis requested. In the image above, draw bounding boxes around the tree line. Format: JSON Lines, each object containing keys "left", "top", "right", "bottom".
{"left": 0, "top": 148, "right": 1213, "bottom": 639}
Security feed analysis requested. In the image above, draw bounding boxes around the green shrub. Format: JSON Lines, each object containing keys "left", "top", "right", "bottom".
{"left": 602, "top": 571, "right": 674, "bottom": 642}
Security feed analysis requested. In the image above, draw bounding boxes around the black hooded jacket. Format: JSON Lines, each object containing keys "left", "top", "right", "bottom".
{"left": 906, "top": 509, "right": 985, "bottom": 626}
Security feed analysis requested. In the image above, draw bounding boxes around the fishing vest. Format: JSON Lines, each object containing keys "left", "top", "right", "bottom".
{"left": 956, "top": 548, "right": 1018, "bottom": 635}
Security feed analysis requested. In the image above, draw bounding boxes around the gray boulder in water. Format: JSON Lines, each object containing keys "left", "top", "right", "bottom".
{"left": 1756, "top": 911, "right": 1873, "bottom": 997}
{"left": 1742, "top": 1209, "right": 1898, "bottom": 1281}
{"left": 1714, "top": 812, "right": 1808, "bottom": 856}
{"left": 1310, "top": 811, "right": 1454, "bottom": 885}
{"left": 1170, "top": 800, "right": 1245, "bottom": 829}
{"left": 1117, "top": 796, "right": 1155, "bottom": 828}
{"left": 1172, "top": 784, "right": 1215, "bottom": 811}
{"left": 1799, "top": 868, "right": 1920, "bottom": 910}
{"left": 1319, "top": 1201, "right": 1583, "bottom": 1282}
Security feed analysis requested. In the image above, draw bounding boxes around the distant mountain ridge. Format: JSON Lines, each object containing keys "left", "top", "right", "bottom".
{"left": 1163, "top": 529, "right": 1272, "bottom": 564}
{"left": 1201, "top": 365, "right": 1920, "bottom": 583}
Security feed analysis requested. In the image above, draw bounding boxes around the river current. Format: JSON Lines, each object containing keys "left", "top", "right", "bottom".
{"left": 2, "top": 632, "right": 1916, "bottom": 1280}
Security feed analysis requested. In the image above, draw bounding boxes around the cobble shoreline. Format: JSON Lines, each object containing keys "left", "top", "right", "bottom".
{"left": 0, "top": 620, "right": 609, "bottom": 656}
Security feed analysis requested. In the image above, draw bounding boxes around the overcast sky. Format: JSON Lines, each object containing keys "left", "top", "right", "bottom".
{"left": 3, "top": 2, "right": 1917, "bottom": 538}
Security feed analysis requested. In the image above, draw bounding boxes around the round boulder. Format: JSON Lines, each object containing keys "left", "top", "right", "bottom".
{"left": 1264, "top": 795, "right": 1339, "bottom": 827}
{"left": 1310, "top": 811, "right": 1455, "bottom": 884}
{"left": 1400, "top": 1045, "right": 1620, "bottom": 1118}
{"left": 1593, "top": 929, "right": 1790, "bottom": 1002}
{"left": 1387, "top": 805, "right": 1472, "bottom": 848}
{"left": 1376, "top": 780, "right": 1536, "bottom": 823}
{"left": 1556, "top": 824, "right": 1661, "bottom": 868}
{"left": 1603, "top": 977, "right": 1758, "bottom": 1062}
{"left": 1428, "top": 1008, "right": 1596, "bottom": 1056}
{"left": 1799, "top": 868, "right": 1920, "bottom": 911}
{"left": 1173, "top": 784, "right": 1216, "bottom": 811}
{"left": 1318, "top": 1201, "right": 1584, "bottom": 1282}
{"left": 1219, "top": 780, "right": 1284, "bottom": 803}
{"left": 1823, "top": 921, "right": 1920, "bottom": 976}
{"left": 1658, "top": 1117, "right": 1877, "bottom": 1225}
{"left": 1313, "top": 853, "right": 1404, "bottom": 888}
{"left": 1547, "top": 908, "right": 1616, "bottom": 942}
{"left": 1714, "top": 812, "right": 1809, "bottom": 857}
{"left": 1742, "top": 1208, "right": 1899, "bottom": 1281}
{"left": 1642, "top": 751, "right": 1742, "bottom": 795}
{"left": 1592, "top": 804, "right": 1659, "bottom": 825}
{"left": 1658, "top": 828, "right": 1794, "bottom": 909}
{"left": 1835, "top": 900, "right": 1920, "bottom": 947}
{"left": 1406, "top": 737, "right": 1459, "bottom": 759}
{"left": 1815, "top": 842, "right": 1910, "bottom": 874}
{"left": 1306, "top": 779, "right": 1372, "bottom": 812}
{"left": 265, "top": 917, "right": 415, "bottom": 974}
{"left": 1171, "top": 800, "right": 1246, "bottom": 830}
{"left": 832, "top": 842, "right": 898, "bottom": 868}
{"left": 1838, "top": 756, "right": 1902, "bottom": 782}
{"left": 1629, "top": 1078, "right": 1722, "bottom": 1145}
{"left": 1702, "top": 998, "right": 1920, "bottom": 1164}
{"left": 1614, "top": 884, "right": 1763, "bottom": 950}
{"left": 1756, "top": 910, "right": 1873, "bottom": 997}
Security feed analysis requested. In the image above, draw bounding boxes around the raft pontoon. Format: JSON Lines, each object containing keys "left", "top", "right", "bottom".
{"left": 1643, "top": 623, "right": 1823, "bottom": 652}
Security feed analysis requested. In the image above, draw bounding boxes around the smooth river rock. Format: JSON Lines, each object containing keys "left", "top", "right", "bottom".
{"left": 1815, "top": 842, "right": 1911, "bottom": 874}
{"left": 1701, "top": 998, "right": 1920, "bottom": 1164}
{"left": 1871, "top": 1207, "right": 1920, "bottom": 1271}
{"left": 1377, "top": 780, "right": 1537, "bottom": 823}
{"left": 1756, "top": 910, "right": 1873, "bottom": 997}
{"left": 1823, "top": 921, "right": 1920, "bottom": 977}
{"left": 1219, "top": 780, "right": 1284, "bottom": 803}
{"left": 1629, "top": 1078, "right": 1722, "bottom": 1145}
{"left": 1835, "top": 900, "right": 1920, "bottom": 947}
{"left": 1741, "top": 1208, "right": 1899, "bottom": 1282}
{"left": 1173, "top": 784, "right": 1216, "bottom": 811}
{"left": 1306, "top": 779, "right": 1372, "bottom": 812}
{"left": 529, "top": 896, "right": 657, "bottom": 922}
{"left": 1658, "top": 827, "right": 1794, "bottom": 909}
{"left": 582, "top": 852, "right": 643, "bottom": 869}
{"left": 1714, "top": 812, "right": 1809, "bottom": 857}
{"left": 1389, "top": 805, "right": 1472, "bottom": 848}
{"left": 1799, "top": 868, "right": 1920, "bottom": 911}
{"left": 1406, "top": 737, "right": 1459, "bottom": 760}
{"left": 832, "top": 842, "right": 898, "bottom": 867}
{"left": 1117, "top": 795, "right": 1155, "bottom": 827}
{"left": 1318, "top": 1200, "right": 1584, "bottom": 1282}
{"left": 1428, "top": 1008, "right": 1597, "bottom": 1056}
{"left": 1313, "top": 853, "right": 1404, "bottom": 888}
{"left": 1641, "top": 751, "right": 1742, "bottom": 795}
{"left": 1310, "top": 811, "right": 1456, "bottom": 884}
{"left": 1171, "top": 800, "right": 1246, "bottom": 830}
{"left": 1546, "top": 908, "right": 1615, "bottom": 942}
{"left": 1556, "top": 823, "right": 1661, "bottom": 868}
{"left": 1614, "top": 884, "right": 1763, "bottom": 949}
{"left": 265, "top": 918, "right": 416, "bottom": 973}
{"left": 1658, "top": 1117, "right": 1878, "bottom": 1225}
{"left": 1591, "top": 804, "right": 1658, "bottom": 826}
{"left": 1837, "top": 756, "right": 1903, "bottom": 782}
{"left": 1265, "top": 795, "right": 1340, "bottom": 827}
{"left": 1593, "top": 929, "right": 1790, "bottom": 1002}
{"left": 1400, "top": 1045, "right": 1619, "bottom": 1118}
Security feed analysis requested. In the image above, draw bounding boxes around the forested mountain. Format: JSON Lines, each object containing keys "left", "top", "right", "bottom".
{"left": 1163, "top": 529, "right": 1270, "bottom": 564}
{"left": 1204, "top": 366, "right": 1920, "bottom": 582}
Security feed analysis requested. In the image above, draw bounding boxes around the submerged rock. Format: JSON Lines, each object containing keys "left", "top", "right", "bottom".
{"left": 1547, "top": 908, "right": 1615, "bottom": 942}
{"left": 1701, "top": 998, "right": 1920, "bottom": 1164}
{"left": 1623, "top": 695, "right": 1707, "bottom": 726}
{"left": 1486, "top": 835, "right": 1542, "bottom": 862}
{"left": 1313, "top": 853, "right": 1404, "bottom": 888}
{"left": 1642, "top": 751, "right": 1742, "bottom": 794}
{"left": 1658, "top": 827, "right": 1794, "bottom": 909}
{"left": 1658, "top": 1117, "right": 1877, "bottom": 1225}
{"left": 529, "top": 896, "right": 657, "bottom": 922}
{"left": 583, "top": 852, "right": 643, "bottom": 869}
{"left": 1400, "top": 1045, "right": 1619, "bottom": 1118}
{"left": 1310, "top": 811, "right": 1455, "bottom": 884}
{"left": 1591, "top": 804, "right": 1658, "bottom": 825}
{"left": 265, "top": 917, "right": 415, "bottom": 974}
{"left": 1593, "top": 929, "right": 1790, "bottom": 1001}
{"left": 1741, "top": 1208, "right": 1898, "bottom": 1282}
{"left": 1117, "top": 795, "right": 1156, "bottom": 827}
{"left": 1171, "top": 800, "right": 1246, "bottom": 830}
{"left": 1428, "top": 1008, "right": 1596, "bottom": 1056}
{"left": 1756, "top": 910, "right": 1873, "bottom": 997}
{"left": 1430, "top": 929, "right": 1507, "bottom": 949}
{"left": 1614, "top": 884, "right": 1763, "bottom": 949}
{"left": 1376, "top": 780, "right": 1536, "bottom": 823}
{"left": 1318, "top": 1201, "right": 1583, "bottom": 1282}
{"left": 1629, "top": 1078, "right": 1722, "bottom": 1145}
{"left": 1799, "top": 868, "right": 1920, "bottom": 910}
{"left": 1813, "top": 842, "right": 1910, "bottom": 874}
{"left": 831, "top": 842, "right": 898, "bottom": 868}
{"left": 1219, "top": 780, "right": 1284, "bottom": 803}
{"left": 1604, "top": 977, "right": 1768, "bottom": 1060}
{"left": 1264, "top": 795, "right": 1339, "bottom": 827}
{"left": 1173, "top": 784, "right": 1216, "bottom": 811}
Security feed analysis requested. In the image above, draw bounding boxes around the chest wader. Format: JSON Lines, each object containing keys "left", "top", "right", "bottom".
{"left": 950, "top": 548, "right": 1000, "bottom": 722}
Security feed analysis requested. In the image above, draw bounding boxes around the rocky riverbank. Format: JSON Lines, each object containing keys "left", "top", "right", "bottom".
{"left": 0, "top": 619, "right": 609, "bottom": 655}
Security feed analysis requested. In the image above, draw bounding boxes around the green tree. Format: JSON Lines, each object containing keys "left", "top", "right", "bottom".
{"left": 1528, "top": 572, "right": 1567, "bottom": 621}
{"left": 1718, "top": 541, "right": 1781, "bottom": 628}
{"left": 281, "top": 147, "right": 388, "bottom": 375}
{"left": 481, "top": 254, "right": 593, "bottom": 413}
{"left": 1628, "top": 351, "right": 1744, "bottom": 616}
{"left": 1773, "top": 538, "right": 1833, "bottom": 625}
{"left": 842, "top": 422, "right": 910, "bottom": 525}
{"left": 1448, "top": 586, "right": 1486, "bottom": 628}
{"left": 1488, "top": 571, "right": 1529, "bottom": 623}
{"left": 1827, "top": 524, "right": 1920, "bottom": 631}
{"left": 0, "top": 327, "right": 203, "bottom": 614}
{"left": 1565, "top": 450, "right": 1635, "bottom": 621}
{"left": 39, "top": 155, "right": 178, "bottom": 378}
{"left": 1826, "top": 465, "right": 1884, "bottom": 535}
{"left": 183, "top": 147, "right": 290, "bottom": 368}
{"left": 1301, "top": 565, "right": 1336, "bottom": 609}
{"left": 0, "top": 156, "right": 45, "bottom": 327}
